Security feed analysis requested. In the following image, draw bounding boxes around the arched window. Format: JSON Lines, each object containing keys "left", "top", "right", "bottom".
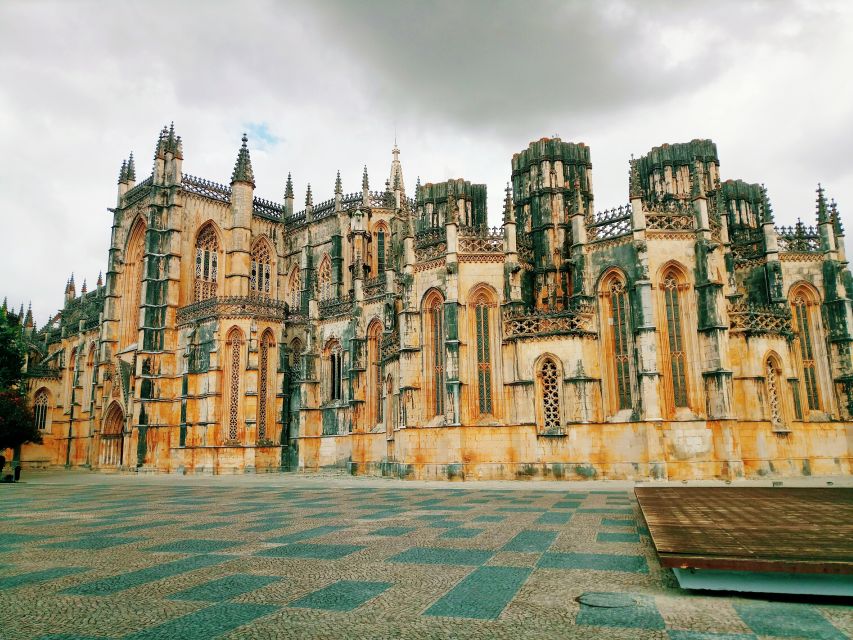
{"left": 765, "top": 355, "right": 786, "bottom": 431}
{"left": 225, "top": 327, "right": 243, "bottom": 442}
{"left": 120, "top": 218, "right": 146, "bottom": 349}
{"left": 257, "top": 330, "right": 275, "bottom": 442}
{"left": 790, "top": 287, "right": 823, "bottom": 412}
{"left": 317, "top": 254, "right": 332, "bottom": 301}
{"left": 423, "top": 291, "right": 445, "bottom": 418}
{"left": 288, "top": 266, "right": 301, "bottom": 311}
{"left": 367, "top": 321, "right": 383, "bottom": 427}
{"left": 251, "top": 239, "right": 272, "bottom": 297}
{"left": 33, "top": 389, "right": 49, "bottom": 431}
{"left": 471, "top": 288, "right": 496, "bottom": 415}
{"left": 661, "top": 268, "right": 688, "bottom": 409}
{"left": 289, "top": 338, "right": 303, "bottom": 367}
{"left": 100, "top": 402, "right": 125, "bottom": 467}
{"left": 67, "top": 347, "right": 77, "bottom": 406}
{"left": 86, "top": 345, "right": 96, "bottom": 412}
{"left": 373, "top": 223, "right": 388, "bottom": 274}
{"left": 385, "top": 374, "right": 394, "bottom": 439}
{"left": 194, "top": 224, "right": 220, "bottom": 302}
{"left": 537, "top": 357, "right": 561, "bottom": 433}
{"left": 600, "top": 271, "right": 632, "bottom": 413}
{"left": 324, "top": 339, "right": 343, "bottom": 403}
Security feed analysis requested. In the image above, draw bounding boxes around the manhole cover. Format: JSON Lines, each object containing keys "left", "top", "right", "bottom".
{"left": 577, "top": 593, "right": 635, "bottom": 608}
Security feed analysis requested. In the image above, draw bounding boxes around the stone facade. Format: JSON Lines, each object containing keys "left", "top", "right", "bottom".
{"left": 15, "top": 128, "right": 853, "bottom": 479}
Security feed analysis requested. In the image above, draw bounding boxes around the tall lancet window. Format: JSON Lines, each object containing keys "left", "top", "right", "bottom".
{"left": 257, "top": 330, "right": 275, "bottom": 442}
{"left": 367, "top": 321, "right": 383, "bottom": 427}
{"left": 226, "top": 327, "right": 243, "bottom": 442}
{"left": 472, "top": 290, "right": 494, "bottom": 415}
{"left": 288, "top": 267, "right": 301, "bottom": 311}
{"left": 423, "top": 291, "right": 445, "bottom": 418}
{"left": 538, "top": 357, "right": 561, "bottom": 433}
{"left": 251, "top": 240, "right": 272, "bottom": 297}
{"left": 33, "top": 389, "right": 49, "bottom": 431}
{"left": 791, "top": 289, "right": 822, "bottom": 411}
{"left": 600, "top": 271, "right": 632, "bottom": 413}
{"left": 318, "top": 254, "right": 332, "bottom": 301}
{"left": 194, "top": 224, "right": 220, "bottom": 302}
{"left": 765, "top": 355, "right": 785, "bottom": 431}
{"left": 662, "top": 270, "right": 688, "bottom": 408}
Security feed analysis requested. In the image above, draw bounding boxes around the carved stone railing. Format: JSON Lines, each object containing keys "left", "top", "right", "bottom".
{"left": 458, "top": 225, "right": 503, "bottom": 253}
{"left": 503, "top": 300, "right": 596, "bottom": 340}
{"left": 176, "top": 294, "right": 289, "bottom": 326}
{"left": 369, "top": 190, "right": 396, "bottom": 208}
{"left": 645, "top": 200, "right": 694, "bottom": 232}
{"left": 776, "top": 223, "right": 820, "bottom": 253}
{"left": 123, "top": 175, "right": 153, "bottom": 207}
{"left": 730, "top": 227, "right": 765, "bottom": 263}
{"left": 182, "top": 174, "right": 231, "bottom": 204}
{"left": 364, "top": 274, "right": 387, "bottom": 299}
{"left": 380, "top": 329, "right": 400, "bottom": 360}
{"left": 253, "top": 197, "right": 283, "bottom": 220}
{"left": 27, "top": 365, "right": 61, "bottom": 379}
{"left": 587, "top": 204, "right": 632, "bottom": 241}
{"left": 318, "top": 294, "right": 353, "bottom": 318}
{"left": 415, "top": 226, "right": 446, "bottom": 249}
{"left": 728, "top": 301, "right": 792, "bottom": 336}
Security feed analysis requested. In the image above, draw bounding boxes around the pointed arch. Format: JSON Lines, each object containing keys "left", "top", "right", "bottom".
{"left": 250, "top": 236, "right": 274, "bottom": 297}
{"left": 289, "top": 337, "right": 303, "bottom": 367}
{"left": 372, "top": 221, "right": 390, "bottom": 275}
{"left": 317, "top": 253, "right": 332, "bottom": 301}
{"left": 119, "top": 216, "right": 146, "bottom": 349}
{"left": 100, "top": 401, "right": 125, "bottom": 467}
{"left": 323, "top": 338, "right": 343, "bottom": 403}
{"left": 658, "top": 261, "right": 690, "bottom": 412}
{"left": 422, "top": 289, "right": 445, "bottom": 418}
{"left": 599, "top": 268, "right": 632, "bottom": 415}
{"left": 225, "top": 326, "right": 244, "bottom": 443}
{"left": 257, "top": 328, "right": 276, "bottom": 442}
{"left": 85, "top": 343, "right": 97, "bottom": 413}
{"left": 194, "top": 222, "right": 221, "bottom": 302}
{"left": 366, "top": 319, "right": 384, "bottom": 428}
{"left": 287, "top": 265, "right": 301, "bottom": 311}
{"left": 468, "top": 283, "right": 499, "bottom": 417}
{"left": 764, "top": 351, "right": 788, "bottom": 432}
{"left": 535, "top": 354, "right": 563, "bottom": 434}
{"left": 385, "top": 373, "right": 395, "bottom": 439}
{"left": 789, "top": 281, "right": 828, "bottom": 414}
{"left": 33, "top": 387, "right": 50, "bottom": 432}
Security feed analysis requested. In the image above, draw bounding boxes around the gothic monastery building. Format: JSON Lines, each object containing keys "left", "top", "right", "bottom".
{"left": 15, "top": 126, "right": 853, "bottom": 479}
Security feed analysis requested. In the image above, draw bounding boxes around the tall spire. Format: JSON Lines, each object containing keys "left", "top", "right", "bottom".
{"left": 97, "top": 271, "right": 103, "bottom": 288}
{"left": 305, "top": 183, "right": 313, "bottom": 207}
{"left": 503, "top": 182, "right": 515, "bottom": 223}
{"left": 231, "top": 133, "right": 255, "bottom": 187}
{"left": 390, "top": 144, "right": 405, "bottom": 194}
{"left": 126, "top": 152, "right": 136, "bottom": 181}
{"left": 81, "top": 279, "right": 88, "bottom": 295}
{"left": 830, "top": 198, "right": 845, "bottom": 237}
{"left": 334, "top": 170, "right": 342, "bottom": 195}
{"left": 816, "top": 183, "right": 828, "bottom": 224}
{"left": 415, "top": 176, "right": 421, "bottom": 201}
{"left": 284, "top": 172, "right": 294, "bottom": 199}
{"left": 24, "top": 303, "right": 33, "bottom": 328}
{"left": 118, "top": 159, "right": 128, "bottom": 184}
{"left": 362, "top": 165, "right": 369, "bottom": 191}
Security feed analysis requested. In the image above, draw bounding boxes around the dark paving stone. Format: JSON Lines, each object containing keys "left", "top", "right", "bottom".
{"left": 64, "top": 555, "right": 227, "bottom": 595}
{"left": 440, "top": 527, "right": 484, "bottom": 539}
{"left": 390, "top": 547, "right": 493, "bottom": 566}
{"left": 503, "top": 530, "right": 557, "bottom": 553}
{"left": 371, "top": 526, "right": 416, "bottom": 537}
{"left": 667, "top": 632, "right": 757, "bottom": 640}
{"left": 601, "top": 518, "right": 636, "bottom": 528}
{"left": 733, "top": 602, "right": 845, "bottom": 640}
{"left": 425, "top": 566, "right": 531, "bottom": 620}
{"left": 44, "top": 535, "right": 143, "bottom": 550}
{"left": 288, "top": 580, "right": 391, "bottom": 611}
{"left": 146, "top": 539, "right": 240, "bottom": 554}
{"left": 0, "top": 567, "right": 86, "bottom": 591}
{"left": 539, "top": 552, "right": 648, "bottom": 573}
{"left": 123, "top": 602, "right": 278, "bottom": 639}
{"left": 536, "top": 511, "right": 573, "bottom": 525}
{"left": 597, "top": 531, "right": 641, "bottom": 543}
{"left": 256, "top": 543, "right": 364, "bottom": 560}
{"left": 168, "top": 574, "right": 280, "bottom": 601}
{"left": 267, "top": 525, "right": 346, "bottom": 544}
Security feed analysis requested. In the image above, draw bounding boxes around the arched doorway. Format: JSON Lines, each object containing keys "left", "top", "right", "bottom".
{"left": 100, "top": 403, "right": 125, "bottom": 467}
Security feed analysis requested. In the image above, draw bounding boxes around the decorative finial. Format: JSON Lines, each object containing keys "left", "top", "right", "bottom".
{"left": 503, "top": 182, "right": 514, "bottom": 223}
{"left": 816, "top": 183, "right": 828, "bottom": 224}
{"left": 285, "top": 172, "right": 294, "bottom": 199}
{"left": 118, "top": 159, "right": 128, "bottom": 184}
{"left": 81, "top": 279, "right": 88, "bottom": 295}
{"left": 24, "top": 303, "right": 33, "bottom": 328}
{"left": 830, "top": 198, "right": 844, "bottom": 236}
{"left": 362, "top": 165, "right": 369, "bottom": 191}
{"left": 335, "top": 170, "right": 342, "bottom": 195}
{"left": 231, "top": 133, "right": 255, "bottom": 187}
{"left": 97, "top": 271, "right": 103, "bottom": 288}
{"left": 305, "top": 183, "right": 313, "bottom": 207}
{"left": 127, "top": 152, "right": 136, "bottom": 181}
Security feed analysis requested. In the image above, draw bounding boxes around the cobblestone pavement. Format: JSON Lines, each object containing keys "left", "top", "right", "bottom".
{"left": 0, "top": 471, "right": 850, "bottom": 639}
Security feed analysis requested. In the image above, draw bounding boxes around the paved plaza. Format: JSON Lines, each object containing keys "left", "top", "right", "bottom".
{"left": 0, "top": 472, "right": 850, "bottom": 639}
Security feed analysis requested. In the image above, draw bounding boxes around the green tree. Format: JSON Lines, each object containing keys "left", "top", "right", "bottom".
{"left": 0, "top": 309, "right": 41, "bottom": 453}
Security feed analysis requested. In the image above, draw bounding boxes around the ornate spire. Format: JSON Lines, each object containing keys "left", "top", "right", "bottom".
{"left": 390, "top": 144, "right": 405, "bottom": 194}
{"left": 760, "top": 184, "right": 774, "bottom": 224}
{"left": 81, "top": 279, "right": 88, "bottom": 295}
{"left": 414, "top": 176, "right": 421, "bottom": 202}
{"left": 18, "top": 303, "right": 23, "bottom": 319}
{"left": 118, "top": 159, "right": 128, "bottom": 184}
{"left": 155, "top": 122, "right": 182, "bottom": 160}
{"left": 127, "top": 152, "right": 136, "bottom": 181}
{"left": 830, "top": 198, "right": 844, "bottom": 236}
{"left": 24, "top": 303, "right": 33, "bottom": 328}
{"left": 284, "top": 172, "right": 294, "bottom": 199}
{"left": 629, "top": 156, "right": 642, "bottom": 199}
{"left": 362, "top": 165, "right": 369, "bottom": 191}
{"left": 97, "top": 271, "right": 103, "bottom": 288}
{"left": 503, "top": 182, "right": 515, "bottom": 224}
{"left": 231, "top": 133, "right": 255, "bottom": 187}
{"left": 305, "top": 183, "right": 313, "bottom": 207}
{"left": 816, "top": 183, "right": 828, "bottom": 224}
{"left": 334, "top": 170, "right": 342, "bottom": 195}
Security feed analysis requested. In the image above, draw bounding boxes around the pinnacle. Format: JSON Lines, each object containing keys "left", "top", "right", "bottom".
{"left": 118, "top": 159, "right": 128, "bottom": 184}
{"left": 127, "top": 152, "right": 136, "bottom": 181}
{"left": 306, "top": 183, "right": 313, "bottom": 207}
{"left": 81, "top": 279, "right": 88, "bottom": 294}
{"left": 816, "top": 183, "right": 828, "bottom": 223}
{"left": 335, "top": 170, "right": 342, "bottom": 195}
{"left": 231, "top": 133, "right": 255, "bottom": 187}
{"left": 285, "top": 172, "right": 294, "bottom": 199}
{"left": 97, "top": 271, "right": 103, "bottom": 287}
{"left": 362, "top": 165, "right": 369, "bottom": 191}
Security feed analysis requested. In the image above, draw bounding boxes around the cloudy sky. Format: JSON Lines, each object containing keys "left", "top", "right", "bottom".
{"left": 1, "top": 0, "right": 851, "bottom": 324}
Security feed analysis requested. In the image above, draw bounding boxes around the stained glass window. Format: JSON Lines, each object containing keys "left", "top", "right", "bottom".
{"left": 609, "top": 279, "right": 632, "bottom": 411}
{"left": 792, "top": 295, "right": 820, "bottom": 411}
{"left": 251, "top": 241, "right": 272, "bottom": 297}
{"left": 424, "top": 294, "right": 445, "bottom": 417}
{"left": 474, "top": 296, "right": 493, "bottom": 414}
{"left": 377, "top": 230, "right": 386, "bottom": 273}
{"left": 257, "top": 331, "right": 274, "bottom": 442}
{"left": 194, "top": 225, "right": 219, "bottom": 302}
{"left": 662, "top": 273, "right": 688, "bottom": 408}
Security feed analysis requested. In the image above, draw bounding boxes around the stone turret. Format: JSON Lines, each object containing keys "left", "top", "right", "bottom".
{"left": 362, "top": 166, "right": 369, "bottom": 206}
{"left": 153, "top": 123, "right": 183, "bottom": 187}
{"left": 227, "top": 134, "right": 254, "bottom": 296}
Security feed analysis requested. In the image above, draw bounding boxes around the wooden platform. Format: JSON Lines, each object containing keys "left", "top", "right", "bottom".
{"left": 635, "top": 487, "right": 853, "bottom": 593}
